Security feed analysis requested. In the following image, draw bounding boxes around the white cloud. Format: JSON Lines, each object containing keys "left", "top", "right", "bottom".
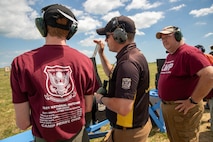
{"left": 189, "top": 4, "right": 213, "bottom": 17}
{"left": 195, "top": 22, "right": 206, "bottom": 25}
{"left": 94, "top": 10, "right": 164, "bottom": 36}
{"left": 78, "top": 16, "right": 102, "bottom": 33}
{"left": 28, "top": 0, "right": 39, "bottom": 5}
{"left": 136, "top": 29, "right": 145, "bottom": 36}
{"left": 102, "top": 11, "right": 121, "bottom": 22}
{"left": 126, "top": 0, "right": 162, "bottom": 11}
{"left": 0, "top": 0, "right": 41, "bottom": 39}
{"left": 83, "top": 0, "right": 124, "bottom": 15}
{"left": 79, "top": 32, "right": 98, "bottom": 47}
{"left": 71, "top": 9, "right": 84, "bottom": 17}
{"left": 121, "top": 0, "right": 130, "bottom": 2}
{"left": 204, "top": 32, "right": 213, "bottom": 38}
{"left": 169, "top": 4, "right": 186, "bottom": 11}
{"left": 130, "top": 11, "right": 165, "bottom": 29}
{"left": 169, "top": 0, "right": 180, "bottom": 2}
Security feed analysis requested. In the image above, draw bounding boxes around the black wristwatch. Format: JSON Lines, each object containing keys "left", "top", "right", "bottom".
{"left": 189, "top": 97, "right": 198, "bottom": 104}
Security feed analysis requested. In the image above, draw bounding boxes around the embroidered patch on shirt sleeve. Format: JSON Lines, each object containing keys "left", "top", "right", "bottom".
{"left": 122, "top": 78, "right": 131, "bottom": 90}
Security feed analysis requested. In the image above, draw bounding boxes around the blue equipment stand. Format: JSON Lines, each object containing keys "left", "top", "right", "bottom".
{"left": 149, "top": 89, "right": 166, "bottom": 132}
{"left": 0, "top": 119, "right": 110, "bottom": 142}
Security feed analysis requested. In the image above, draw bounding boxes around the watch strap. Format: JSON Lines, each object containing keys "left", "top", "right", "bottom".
{"left": 189, "top": 97, "right": 198, "bottom": 104}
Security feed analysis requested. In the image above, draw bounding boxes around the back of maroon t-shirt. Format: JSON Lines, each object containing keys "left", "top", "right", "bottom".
{"left": 11, "top": 45, "right": 99, "bottom": 141}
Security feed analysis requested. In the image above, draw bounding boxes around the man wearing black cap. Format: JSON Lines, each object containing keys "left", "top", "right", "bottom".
{"left": 156, "top": 26, "right": 213, "bottom": 142}
{"left": 94, "top": 16, "right": 152, "bottom": 142}
{"left": 10, "top": 4, "right": 99, "bottom": 142}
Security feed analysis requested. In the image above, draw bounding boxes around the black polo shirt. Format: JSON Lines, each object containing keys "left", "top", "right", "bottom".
{"left": 106, "top": 43, "right": 150, "bottom": 128}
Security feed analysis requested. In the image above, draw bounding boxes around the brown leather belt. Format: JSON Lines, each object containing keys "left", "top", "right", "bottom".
{"left": 162, "top": 100, "right": 176, "bottom": 105}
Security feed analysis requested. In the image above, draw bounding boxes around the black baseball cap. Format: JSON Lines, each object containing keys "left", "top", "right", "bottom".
{"left": 42, "top": 4, "right": 78, "bottom": 30}
{"left": 195, "top": 45, "right": 205, "bottom": 53}
{"left": 96, "top": 15, "right": 136, "bottom": 35}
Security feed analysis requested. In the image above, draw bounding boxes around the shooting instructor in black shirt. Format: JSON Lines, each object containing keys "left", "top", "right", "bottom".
{"left": 94, "top": 15, "right": 152, "bottom": 142}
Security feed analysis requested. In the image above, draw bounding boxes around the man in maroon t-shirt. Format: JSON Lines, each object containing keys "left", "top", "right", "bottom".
{"left": 10, "top": 4, "right": 99, "bottom": 142}
{"left": 156, "top": 26, "right": 213, "bottom": 142}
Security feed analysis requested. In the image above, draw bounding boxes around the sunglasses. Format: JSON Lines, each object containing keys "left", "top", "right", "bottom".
{"left": 106, "top": 33, "right": 113, "bottom": 39}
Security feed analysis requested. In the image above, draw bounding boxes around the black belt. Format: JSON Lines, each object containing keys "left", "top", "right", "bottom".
{"left": 113, "top": 125, "right": 142, "bottom": 130}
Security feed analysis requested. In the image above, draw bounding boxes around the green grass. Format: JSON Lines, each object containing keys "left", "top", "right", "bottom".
{"left": 0, "top": 63, "right": 168, "bottom": 141}
{"left": 0, "top": 68, "right": 24, "bottom": 139}
{"left": 97, "top": 62, "right": 157, "bottom": 89}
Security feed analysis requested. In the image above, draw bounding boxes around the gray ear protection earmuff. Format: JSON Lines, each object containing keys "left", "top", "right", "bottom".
{"left": 110, "top": 17, "right": 127, "bottom": 44}
{"left": 35, "top": 4, "right": 78, "bottom": 40}
{"left": 173, "top": 26, "right": 182, "bottom": 42}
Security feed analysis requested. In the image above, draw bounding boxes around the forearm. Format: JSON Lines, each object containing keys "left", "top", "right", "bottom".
{"left": 97, "top": 94, "right": 133, "bottom": 116}
{"left": 14, "top": 102, "right": 31, "bottom": 130}
{"left": 99, "top": 53, "right": 113, "bottom": 77}
{"left": 103, "top": 97, "right": 126, "bottom": 115}
{"left": 93, "top": 39, "right": 113, "bottom": 76}
{"left": 84, "top": 94, "right": 94, "bottom": 112}
{"left": 191, "top": 66, "right": 213, "bottom": 103}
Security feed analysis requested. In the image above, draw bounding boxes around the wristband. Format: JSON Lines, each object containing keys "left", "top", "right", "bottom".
{"left": 189, "top": 97, "right": 198, "bottom": 104}
{"left": 100, "top": 96, "right": 104, "bottom": 104}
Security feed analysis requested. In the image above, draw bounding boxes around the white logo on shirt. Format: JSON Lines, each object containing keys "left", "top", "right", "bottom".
{"left": 44, "top": 65, "right": 76, "bottom": 102}
{"left": 161, "top": 60, "right": 174, "bottom": 74}
{"left": 122, "top": 78, "right": 131, "bottom": 90}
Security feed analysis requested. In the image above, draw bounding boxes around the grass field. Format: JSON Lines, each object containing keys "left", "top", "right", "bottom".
{"left": 0, "top": 63, "right": 165, "bottom": 141}
{"left": 1, "top": 63, "right": 212, "bottom": 141}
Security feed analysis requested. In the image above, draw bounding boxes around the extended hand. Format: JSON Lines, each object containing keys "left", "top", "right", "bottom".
{"left": 93, "top": 40, "right": 105, "bottom": 54}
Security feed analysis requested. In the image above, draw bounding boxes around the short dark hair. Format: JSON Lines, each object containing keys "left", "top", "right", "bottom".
{"left": 47, "top": 18, "right": 69, "bottom": 38}
{"left": 127, "top": 33, "right": 135, "bottom": 41}
{"left": 195, "top": 44, "right": 205, "bottom": 53}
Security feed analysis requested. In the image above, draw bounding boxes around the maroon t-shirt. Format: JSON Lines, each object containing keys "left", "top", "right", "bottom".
{"left": 10, "top": 45, "right": 99, "bottom": 141}
{"left": 158, "top": 44, "right": 211, "bottom": 101}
